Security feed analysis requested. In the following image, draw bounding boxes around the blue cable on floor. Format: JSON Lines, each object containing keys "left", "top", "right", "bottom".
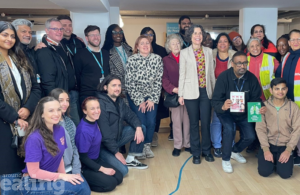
{"left": 169, "top": 155, "right": 193, "bottom": 195}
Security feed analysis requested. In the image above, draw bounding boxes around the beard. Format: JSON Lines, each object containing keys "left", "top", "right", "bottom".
{"left": 88, "top": 40, "right": 100, "bottom": 47}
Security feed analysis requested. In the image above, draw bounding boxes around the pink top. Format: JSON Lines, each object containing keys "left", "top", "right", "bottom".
{"left": 27, "top": 159, "right": 65, "bottom": 181}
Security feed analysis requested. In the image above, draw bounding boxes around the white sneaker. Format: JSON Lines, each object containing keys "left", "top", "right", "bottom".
{"left": 126, "top": 159, "right": 148, "bottom": 169}
{"left": 145, "top": 143, "right": 154, "bottom": 158}
{"left": 222, "top": 160, "right": 233, "bottom": 173}
{"left": 231, "top": 152, "right": 246, "bottom": 163}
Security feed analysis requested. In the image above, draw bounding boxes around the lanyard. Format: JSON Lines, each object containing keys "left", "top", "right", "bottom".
{"left": 115, "top": 46, "right": 127, "bottom": 64}
{"left": 183, "top": 40, "right": 190, "bottom": 48}
{"left": 234, "top": 79, "right": 245, "bottom": 92}
{"left": 87, "top": 47, "right": 104, "bottom": 75}
{"left": 66, "top": 39, "right": 76, "bottom": 55}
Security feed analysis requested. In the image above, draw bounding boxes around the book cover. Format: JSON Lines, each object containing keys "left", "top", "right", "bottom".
{"left": 248, "top": 102, "right": 262, "bottom": 122}
{"left": 230, "top": 92, "right": 245, "bottom": 112}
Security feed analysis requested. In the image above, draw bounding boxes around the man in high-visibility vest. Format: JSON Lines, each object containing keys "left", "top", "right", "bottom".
{"left": 275, "top": 29, "right": 300, "bottom": 166}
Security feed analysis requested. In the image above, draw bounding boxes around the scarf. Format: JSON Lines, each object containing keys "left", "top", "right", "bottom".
{"left": 0, "top": 50, "right": 32, "bottom": 135}
{"left": 63, "top": 115, "right": 76, "bottom": 150}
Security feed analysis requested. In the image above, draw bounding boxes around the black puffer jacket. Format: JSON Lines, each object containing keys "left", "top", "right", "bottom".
{"left": 96, "top": 92, "right": 142, "bottom": 154}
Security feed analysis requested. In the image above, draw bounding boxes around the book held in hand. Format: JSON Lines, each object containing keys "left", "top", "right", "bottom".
{"left": 230, "top": 92, "right": 245, "bottom": 112}
{"left": 247, "top": 102, "right": 262, "bottom": 122}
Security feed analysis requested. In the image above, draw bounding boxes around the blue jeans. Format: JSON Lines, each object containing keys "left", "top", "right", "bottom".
{"left": 0, "top": 172, "right": 22, "bottom": 195}
{"left": 217, "top": 113, "right": 255, "bottom": 161}
{"left": 210, "top": 111, "right": 236, "bottom": 148}
{"left": 99, "top": 125, "right": 146, "bottom": 176}
{"left": 127, "top": 95, "right": 158, "bottom": 143}
{"left": 17, "top": 175, "right": 91, "bottom": 195}
{"left": 69, "top": 90, "right": 80, "bottom": 126}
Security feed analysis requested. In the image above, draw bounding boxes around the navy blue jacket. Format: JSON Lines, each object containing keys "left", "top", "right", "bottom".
{"left": 275, "top": 49, "right": 300, "bottom": 101}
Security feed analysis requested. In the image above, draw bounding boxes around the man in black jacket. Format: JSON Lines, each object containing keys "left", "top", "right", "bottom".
{"left": 96, "top": 75, "right": 148, "bottom": 177}
{"left": 35, "top": 17, "right": 80, "bottom": 125}
{"left": 212, "top": 51, "right": 267, "bottom": 173}
{"left": 57, "top": 15, "right": 85, "bottom": 58}
{"left": 11, "top": 19, "right": 39, "bottom": 81}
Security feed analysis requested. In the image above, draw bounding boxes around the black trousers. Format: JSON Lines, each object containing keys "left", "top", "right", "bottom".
{"left": 257, "top": 144, "right": 293, "bottom": 179}
{"left": 82, "top": 157, "right": 123, "bottom": 192}
{"left": 184, "top": 88, "right": 212, "bottom": 156}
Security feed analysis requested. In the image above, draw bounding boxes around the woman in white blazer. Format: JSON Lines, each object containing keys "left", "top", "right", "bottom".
{"left": 178, "top": 24, "right": 216, "bottom": 164}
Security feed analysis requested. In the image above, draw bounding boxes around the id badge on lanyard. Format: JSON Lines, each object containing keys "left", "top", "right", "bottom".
{"left": 100, "top": 75, "right": 104, "bottom": 83}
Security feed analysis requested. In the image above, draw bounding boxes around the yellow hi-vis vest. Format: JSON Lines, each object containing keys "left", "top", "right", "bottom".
{"left": 247, "top": 54, "right": 275, "bottom": 100}
{"left": 281, "top": 52, "right": 300, "bottom": 108}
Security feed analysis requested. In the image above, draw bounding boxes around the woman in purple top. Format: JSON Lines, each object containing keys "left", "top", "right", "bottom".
{"left": 19, "top": 97, "right": 90, "bottom": 195}
{"left": 76, "top": 97, "right": 123, "bottom": 192}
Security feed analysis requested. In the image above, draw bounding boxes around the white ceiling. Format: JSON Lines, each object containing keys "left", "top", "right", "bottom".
{"left": 1, "top": 0, "right": 300, "bottom": 11}
{"left": 1, "top": 0, "right": 62, "bottom": 9}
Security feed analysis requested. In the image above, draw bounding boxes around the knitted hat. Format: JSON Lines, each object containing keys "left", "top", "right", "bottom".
{"left": 228, "top": 31, "right": 242, "bottom": 42}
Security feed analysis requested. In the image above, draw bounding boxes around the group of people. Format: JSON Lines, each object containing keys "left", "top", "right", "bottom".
{"left": 1, "top": 13, "right": 300, "bottom": 195}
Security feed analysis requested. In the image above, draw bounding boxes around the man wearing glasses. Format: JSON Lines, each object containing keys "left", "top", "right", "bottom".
{"left": 36, "top": 17, "right": 80, "bottom": 125}
{"left": 211, "top": 51, "right": 267, "bottom": 173}
{"left": 177, "top": 15, "right": 192, "bottom": 49}
{"left": 73, "top": 25, "right": 110, "bottom": 108}
{"left": 276, "top": 29, "right": 300, "bottom": 165}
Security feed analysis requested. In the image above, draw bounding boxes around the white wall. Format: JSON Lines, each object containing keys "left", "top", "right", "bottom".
{"left": 122, "top": 17, "right": 239, "bottom": 47}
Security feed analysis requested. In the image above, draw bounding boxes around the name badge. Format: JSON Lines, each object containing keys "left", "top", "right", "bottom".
{"left": 37, "top": 74, "right": 41, "bottom": 83}
{"left": 100, "top": 75, "right": 105, "bottom": 83}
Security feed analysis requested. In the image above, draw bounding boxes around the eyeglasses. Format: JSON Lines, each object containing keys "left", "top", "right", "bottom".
{"left": 112, "top": 30, "right": 124, "bottom": 35}
{"left": 88, "top": 34, "right": 101, "bottom": 38}
{"left": 143, "top": 34, "right": 154, "bottom": 37}
{"left": 48, "top": 28, "right": 64, "bottom": 32}
{"left": 290, "top": 38, "right": 300, "bottom": 43}
{"left": 233, "top": 61, "right": 248, "bottom": 67}
{"left": 232, "top": 36, "right": 240, "bottom": 42}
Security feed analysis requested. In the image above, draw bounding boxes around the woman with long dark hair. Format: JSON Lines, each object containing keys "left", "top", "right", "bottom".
{"left": 50, "top": 88, "right": 90, "bottom": 191}
{"left": 0, "top": 21, "right": 40, "bottom": 194}
{"left": 19, "top": 97, "right": 89, "bottom": 194}
{"left": 250, "top": 24, "right": 277, "bottom": 57}
{"left": 140, "top": 27, "right": 170, "bottom": 145}
{"left": 102, "top": 24, "right": 132, "bottom": 94}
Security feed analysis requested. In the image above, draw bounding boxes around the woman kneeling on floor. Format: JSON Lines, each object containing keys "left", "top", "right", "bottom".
{"left": 76, "top": 97, "right": 123, "bottom": 192}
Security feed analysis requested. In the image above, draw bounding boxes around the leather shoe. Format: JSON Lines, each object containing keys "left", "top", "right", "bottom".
{"left": 202, "top": 153, "right": 215, "bottom": 162}
{"left": 193, "top": 156, "right": 201, "bottom": 164}
{"left": 172, "top": 148, "right": 181, "bottom": 157}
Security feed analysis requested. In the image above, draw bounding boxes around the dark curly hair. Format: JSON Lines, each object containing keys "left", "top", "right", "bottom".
{"left": 20, "top": 97, "right": 60, "bottom": 157}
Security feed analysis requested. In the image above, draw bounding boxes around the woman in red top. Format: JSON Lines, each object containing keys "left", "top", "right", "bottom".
{"left": 250, "top": 24, "right": 277, "bottom": 57}
{"left": 211, "top": 33, "right": 236, "bottom": 158}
